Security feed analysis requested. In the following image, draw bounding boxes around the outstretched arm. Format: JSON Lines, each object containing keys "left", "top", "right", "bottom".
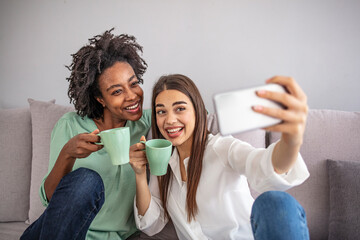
{"left": 253, "top": 76, "right": 308, "bottom": 174}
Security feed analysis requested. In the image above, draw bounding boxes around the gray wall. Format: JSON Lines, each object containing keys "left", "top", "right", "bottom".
{"left": 1, "top": 0, "right": 359, "bottom": 112}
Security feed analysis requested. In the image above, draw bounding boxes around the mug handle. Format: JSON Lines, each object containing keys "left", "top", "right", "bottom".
{"left": 95, "top": 133, "right": 104, "bottom": 145}
{"left": 140, "top": 140, "right": 146, "bottom": 151}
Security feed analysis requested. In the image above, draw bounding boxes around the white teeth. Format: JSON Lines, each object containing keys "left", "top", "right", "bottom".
{"left": 126, "top": 102, "right": 139, "bottom": 110}
{"left": 167, "top": 128, "right": 182, "bottom": 133}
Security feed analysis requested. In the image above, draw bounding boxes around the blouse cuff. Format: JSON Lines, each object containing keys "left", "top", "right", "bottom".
{"left": 260, "top": 142, "right": 310, "bottom": 191}
{"left": 134, "top": 197, "right": 161, "bottom": 230}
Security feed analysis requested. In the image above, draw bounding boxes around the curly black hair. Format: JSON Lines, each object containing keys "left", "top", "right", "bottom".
{"left": 66, "top": 28, "right": 147, "bottom": 119}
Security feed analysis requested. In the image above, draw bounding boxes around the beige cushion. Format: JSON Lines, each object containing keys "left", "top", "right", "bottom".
{"left": 0, "top": 108, "right": 32, "bottom": 222}
{"left": 27, "top": 99, "right": 74, "bottom": 224}
{"left": 207, "top": 113, "right": 265, "bottom": 148}
{"left": 0, "top": 222, "right": 29, "bottom": 240}
{"left": 268, "top": 109, "right": 360, "bottom": 240}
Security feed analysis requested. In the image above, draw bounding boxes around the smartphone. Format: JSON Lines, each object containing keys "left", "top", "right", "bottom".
{"left": 213, "top": 83, "right": 286, "bottom": 135}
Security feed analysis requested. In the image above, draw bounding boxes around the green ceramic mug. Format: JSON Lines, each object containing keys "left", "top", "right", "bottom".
{"left": 143, "top": 139, "right": 172, "bottom": 176}
{"left": 96, "top": 127, "right": 130, "bottom": 165}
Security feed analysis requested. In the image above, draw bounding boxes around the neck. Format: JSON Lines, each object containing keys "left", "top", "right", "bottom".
{"left": 176, "top": 136, "right": 193, "bottom": 182}
{"left": 93, "top": 109, "right": 127, "bottom": 131}
{"left": 176, "top": 135, "right": 193, "bottom": 162}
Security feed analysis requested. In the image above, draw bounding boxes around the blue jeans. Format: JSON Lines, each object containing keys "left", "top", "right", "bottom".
{"left": 20, "top": 168, "right": 105, "bottom": 240}
{"left": 251, "top": 191, "right": 309, "bottom": 240}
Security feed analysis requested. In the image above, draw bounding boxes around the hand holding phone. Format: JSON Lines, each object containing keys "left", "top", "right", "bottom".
{"left": 213, "top": 84, "right": 286, "bottom": 135}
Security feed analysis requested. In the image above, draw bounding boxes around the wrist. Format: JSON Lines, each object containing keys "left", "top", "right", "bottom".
{"left": 281, "top": 134, "right": 303, "bottom": 149}
{"left": 58, "top": 148, "right": 76, "bottom": 165}
{"left": 135, "top": 171, "right": 147, "bottom": 182}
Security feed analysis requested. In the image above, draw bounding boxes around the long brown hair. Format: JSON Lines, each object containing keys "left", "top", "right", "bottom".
{"left": 151, "top": 74, "right": 208, "bottom": 221}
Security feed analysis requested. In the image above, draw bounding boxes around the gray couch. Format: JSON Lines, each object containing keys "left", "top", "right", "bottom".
{"left": 1, "top": 99, "right": 359, "bottom": 240}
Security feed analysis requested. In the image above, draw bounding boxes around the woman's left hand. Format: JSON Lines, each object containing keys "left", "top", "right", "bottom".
{"left": 253, "top": 76, "right": 308, "bottom": 148}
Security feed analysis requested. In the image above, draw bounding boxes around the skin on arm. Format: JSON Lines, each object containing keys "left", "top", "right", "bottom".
{"left": 44, "top": 129, "right": 103, "bottom": 201}
{"left": 129, "top": 136, "right": 151, "bottom": 216}
{"left": 253, "top": 76, "right": 308, "bottom": 174}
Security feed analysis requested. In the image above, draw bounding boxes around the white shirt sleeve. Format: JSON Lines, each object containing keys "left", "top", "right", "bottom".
{"left": 213, "top": 135, "right": 310, "bottom": 193}
{"left": 134, "top": 174, "right": 169, "bottom": 236}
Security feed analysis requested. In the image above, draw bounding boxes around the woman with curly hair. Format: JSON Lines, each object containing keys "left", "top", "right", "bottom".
{"left": 21, "top": 28, "right": 152, "bottom": 240}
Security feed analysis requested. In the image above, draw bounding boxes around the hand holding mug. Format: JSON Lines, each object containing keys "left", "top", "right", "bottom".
{"left": 130, "top": 136, "right": 148, "bottom": 176}
{"left": 61, "top": 129, "right": 103, "bottom": 161}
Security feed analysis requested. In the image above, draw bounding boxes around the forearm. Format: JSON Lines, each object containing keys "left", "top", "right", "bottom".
{"left": 135, "top": 172, "right": 151, "bottom": 216}
{"left": 44, "top": 149, "right": 76, "bottom": 201}
{"left": 271, "top": 139, "right": 301, "bottom": 174}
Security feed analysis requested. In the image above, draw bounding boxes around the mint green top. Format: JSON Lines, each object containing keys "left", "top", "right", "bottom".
{"left": 39, "top": 109, "right": 151, "bottom": 240}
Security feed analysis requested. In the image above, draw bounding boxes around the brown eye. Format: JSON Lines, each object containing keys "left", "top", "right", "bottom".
{"left": 131, "top": 80, "right": 141, "bottom": 87}
{"left": 112, "top": 89, "right": 122, "bottom": 95}
{"left": 176, "top": 107, "right": 186, "bottom": 112}
{"left": 156, "top": 110, "right": 165, "bottom": 115}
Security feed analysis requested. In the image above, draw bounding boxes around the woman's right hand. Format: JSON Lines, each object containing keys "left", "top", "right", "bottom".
{"left": 130, "top": 136, "right": 152, "bottom": 216}
{"left": 45, "top": 129, "right": 103, "bottom": 201}
{"left": 129, "top": 136, "right": 148, "bottom": 176}
{"left": 61, "top": 129, "right": 103, "bottom": 161}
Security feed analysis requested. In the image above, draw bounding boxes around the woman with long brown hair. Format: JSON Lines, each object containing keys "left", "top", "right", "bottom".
{"left": 130, "top": 74, "right": 310, "bottom": 239}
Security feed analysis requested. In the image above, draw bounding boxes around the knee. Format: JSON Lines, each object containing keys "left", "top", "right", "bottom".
{"left": 252, "top": 191, "right": 305, "bottom": 219}
{"left": 62, "top": 168, "right": 105, "bottom": 209}
{"left": 255, "top": 191, "right": 294, "bottom": 206}
{"left": 251, "top": 191, "right": 309, "bottom": 240}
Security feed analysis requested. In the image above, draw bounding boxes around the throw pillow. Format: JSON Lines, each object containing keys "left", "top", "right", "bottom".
{"left": 327, "top": 159, "right": 360, "bottom": 240}
{"left": 0, "top": 108, "right": 32, "bottom": 222}
{"left": 27, "top": 99, "right": 74, "bottom": 224}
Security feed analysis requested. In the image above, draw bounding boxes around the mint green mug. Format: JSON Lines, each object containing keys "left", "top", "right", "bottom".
{"left": 143, "top": 139, "right": 172, "bottom": 176}
{"left": 97, "top": 127, "right": 130, "bottom": 165}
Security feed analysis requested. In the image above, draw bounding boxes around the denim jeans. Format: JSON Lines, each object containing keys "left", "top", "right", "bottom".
{"left": 251, "top": 191, "right": 310, "bottom": 240}
{"left": 20, "top": 168, "right": 105, "bottom": 240}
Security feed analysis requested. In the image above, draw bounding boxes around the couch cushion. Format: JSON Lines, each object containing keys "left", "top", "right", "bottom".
{"left": 0, "top": 108, "right": 32, "bottom": 222}
{"left": 27, "top": 99, "right": 74, "bottom": 224}
{"left": 207, "top": 113, "right": 265, "bottom": 148}
{"left": 0, "top": 222, "right": 29, "bottom": 240}
{"left": 327, "top": 159, "right": 360, "bottom": 240}
{"left": 268, "top": 109, "right": 360, "bottom": 240}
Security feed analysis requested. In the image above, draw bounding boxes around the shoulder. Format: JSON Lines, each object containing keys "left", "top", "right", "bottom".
{"left": 207, "top": 133, "right": 238, "bottom": 147}
{"left": 131, "top": 109, "right": 152, "bottom": 127}
{"left": 53, "top": 112, "right": 89, "bottom": 132}
{"left": 141, "top": 109, "right": 152, "bottom": 125}
{"left": 207, "top": 133, "right": 249, "bottom": 155}
{"left": 55, "top": 112, "right": 82, "bottom": 126}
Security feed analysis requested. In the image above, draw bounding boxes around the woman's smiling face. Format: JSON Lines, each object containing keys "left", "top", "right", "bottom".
{"left": 155, "top": 89, "right": 196, "bottom": 149}
{"left": 96, "top": 61, "right": 143, "bottom": 122}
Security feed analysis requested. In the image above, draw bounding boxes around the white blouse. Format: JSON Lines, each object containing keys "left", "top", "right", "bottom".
{"left": 134, "top": 134, "right": 310, "bottom": 240}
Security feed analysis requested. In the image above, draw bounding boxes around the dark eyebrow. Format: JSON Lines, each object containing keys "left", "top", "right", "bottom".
{"left": 172, "top": 101, "right": 187, "bottom": 106}
{"left": 106, "top": 74, "right": 136, "bottom": 92}
{"left": 155, "top": 103, "right": 164, "bottom": 108}
{"left": 155, "top": 101, "right": 187, "bottom": 108}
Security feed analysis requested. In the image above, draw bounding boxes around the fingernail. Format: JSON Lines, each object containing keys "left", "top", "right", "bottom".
{"left": 252, "top": 105, "right": 263, "bottom": 111}
{"left": 256, "top": 90, "right": 266, "bottom": 96}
